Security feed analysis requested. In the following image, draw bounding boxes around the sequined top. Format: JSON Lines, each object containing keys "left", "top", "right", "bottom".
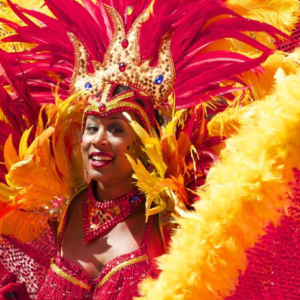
{"left": 37, "top": 215, "right": 157, "bottom": 300}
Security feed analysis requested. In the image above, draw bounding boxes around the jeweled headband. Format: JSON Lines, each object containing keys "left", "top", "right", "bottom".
{"left": 82, "top": 82, "right": 156, "bottom": 132}
{"left": 69, "top": 4, "right": 176, "bottom": 132}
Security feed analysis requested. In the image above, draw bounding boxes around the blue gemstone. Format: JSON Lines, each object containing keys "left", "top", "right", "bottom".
{"left": 84, "top": 82, "right": 92, "bottom": 90}
{"left": 129, "top": 195, "right": 139, "bottom": 204}
{"left": 155, "top": 75, "right": 163, "bottom": 85}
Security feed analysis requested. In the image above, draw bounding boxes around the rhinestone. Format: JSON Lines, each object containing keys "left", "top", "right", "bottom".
{"left": 126, "top": 6, "right": 133, "bottom": 16}
{"left": 129, "top": 195, "right": 139, "bottom": 204}
{"left": 98, "top": 103, "right": 106, "bottom": 112}
{"left": 92, "top": 215, "right": 99, "bottom": 224}
{"left": 155, "top": 75, "right": 163, "bottom": 85}
{"left": 84, "top": 82, "right": 92, "bottom": 89}
{"left": 121, "top": 38, "right": 129, "bottom": 49}
{"left": 119, "top": 62, "right": 127, "bottom": 72}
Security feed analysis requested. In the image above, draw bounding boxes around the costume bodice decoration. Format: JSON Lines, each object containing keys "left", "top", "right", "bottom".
{"left": 38, "top": 214, "right": 156, "bottom": 300}
{"left": 82, "top": 182, "right": 143, "bottom": 242}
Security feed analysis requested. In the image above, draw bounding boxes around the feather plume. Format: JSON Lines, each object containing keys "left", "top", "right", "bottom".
{"left": 0, "top": 94, "right": 85, "bottom": 242}
{"left": 208, "top": 49, "right": 300, "bottom": 138}
{"left": 137, "top": 68, "right": 300, "bottom": 299}
{"left": 127, "top": 112, "right": 192, "bottom": 220}
{"left": 226, "top": 0, "right": 299, "bottom": 35}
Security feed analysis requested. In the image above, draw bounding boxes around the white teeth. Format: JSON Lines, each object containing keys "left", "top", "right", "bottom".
{"left": 91, "top": 156, "right": 113, "bottom": 161}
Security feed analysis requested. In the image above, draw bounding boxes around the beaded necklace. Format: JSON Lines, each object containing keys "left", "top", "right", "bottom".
{"left": 82, "top": 181, "right": 143, "bottom": 242}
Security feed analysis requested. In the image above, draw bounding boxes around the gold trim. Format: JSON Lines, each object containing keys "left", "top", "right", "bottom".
{"left": 108, "top": 91, "right": 135, "bottom": 106}
{"left": 83, "top": 91, "right": 135, "bottom": 114}
{"left": 97, "top": 255, "right": 148, "bottom": 288}
{"left": 108, "top": 101, "right": 152, "bottom": 131}
{"left": 50, "top": 260, "right": 90, "bottom": 290}
{"left": 84, "top": 100, "right": 152, "bottom": 132}
{"left": 100, "top": 83, "right": 112, "bottom": 104}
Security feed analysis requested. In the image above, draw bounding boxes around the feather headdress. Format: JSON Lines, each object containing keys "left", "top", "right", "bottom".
{"left": 0, "top": 0, "right": 298, "bottom": 238}
{"left": 0, "top": 0, "right": 299, "bottom": 298}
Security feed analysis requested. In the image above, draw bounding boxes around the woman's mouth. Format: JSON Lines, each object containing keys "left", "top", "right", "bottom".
{"left": 89, "top": 152, "right": 114, "bottom": 168}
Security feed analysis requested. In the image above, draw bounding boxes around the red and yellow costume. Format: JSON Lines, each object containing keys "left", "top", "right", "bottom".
{"left": 0, "top": 0, "right": 300, "bottom": 299}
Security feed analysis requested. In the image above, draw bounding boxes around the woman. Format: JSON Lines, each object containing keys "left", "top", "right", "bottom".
{"left": 37, "top": 85, "right": 166, "bottom": 299}
{"left": 0, "top": 0, "right": 299, "bottom": 299}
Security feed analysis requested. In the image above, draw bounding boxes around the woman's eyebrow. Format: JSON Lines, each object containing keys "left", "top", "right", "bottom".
{"left": 107, "top": 115, "right": 128, "bottom": 122}
{"left": 86, "top": 115, "right": 99, "bottom": 121}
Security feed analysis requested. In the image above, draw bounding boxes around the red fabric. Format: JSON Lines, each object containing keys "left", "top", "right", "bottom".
{"left": 226, "top": 170, "right": 300, "bottom": 300}
{"left": 0, "top": 283, "right": 30, "bottom": 300}
{"left": 37, "top": 217, "right": 157, "bottom": 300}
{"left": 0, "top": 231, "right": 55, "bottom": 299}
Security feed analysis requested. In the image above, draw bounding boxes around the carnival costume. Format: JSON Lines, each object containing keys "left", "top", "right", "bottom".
{"left": 0, "top": 0, "right": 300, "bottom": 299}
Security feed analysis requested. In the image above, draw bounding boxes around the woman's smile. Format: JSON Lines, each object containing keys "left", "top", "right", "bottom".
{"left": 89, "top": 151, "right": 114, "bottom": 168}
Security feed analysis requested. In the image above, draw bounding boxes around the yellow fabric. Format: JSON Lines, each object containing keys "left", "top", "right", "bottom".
{"left": 136, "top": 69, "right": 300, "bottom": 299}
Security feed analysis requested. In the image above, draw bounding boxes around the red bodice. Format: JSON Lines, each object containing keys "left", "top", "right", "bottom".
{"left": 37, "top": 216, "right": 157, "bottom": 300}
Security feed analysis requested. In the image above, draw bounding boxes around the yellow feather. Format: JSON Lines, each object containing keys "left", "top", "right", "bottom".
{"left": 18, "top": 127, "right": 33, "bottom": 159}
{"left": 137, "top": 68, "right": 300, "bottom": 299}
{"left": 226, "top": 0, "right": 300, "bottom": 35}
{"left": 0, "top": 210, "right": 48, "bottom": 242}
{"left": 3, "top": 135, "right": 20, "bottom": 172}
{"left": 26, "top": 127, "right": 55, "bottom": 157}
{"left": 0, "top": 94, "right": 86, "bottom": 241}
{"left": 208, "top": 50, "right": 300, "bottom": 138}
{"left": 130, "top": 121, "right": 167, "bottom": 178}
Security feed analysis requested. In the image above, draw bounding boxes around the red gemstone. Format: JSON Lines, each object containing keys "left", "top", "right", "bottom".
{"left": 121, "top": 38, "right": 129, "bottom": 49}
{"left": 92, "top": 215, "right": 99, "bottom": 224}
{"left": 98, "top": 102, "right": 106, "bottom": 112}
{"left": 119, "top": 62, "right": 126, "bottom": 72}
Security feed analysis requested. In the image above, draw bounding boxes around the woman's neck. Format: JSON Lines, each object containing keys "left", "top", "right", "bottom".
{"left": 95, "top": 180, "right": 136, "bottom": 202}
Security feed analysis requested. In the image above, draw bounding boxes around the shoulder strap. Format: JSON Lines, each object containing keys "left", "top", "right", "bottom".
{"left": 142, "top": 216, "right": 155, "bottom": 246}
{"left": 57, "top": 183, "right": 88, "bottom": 251}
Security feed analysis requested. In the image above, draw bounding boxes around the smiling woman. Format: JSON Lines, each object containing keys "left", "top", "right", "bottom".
{"left": 82, "top": 112, "right": 142, "bottom": 192}
{"left": 0, "top": 0, "right": 299, "bottom": 299}
{"left": 35, "top": 84, "right": 165, "bottom": 299}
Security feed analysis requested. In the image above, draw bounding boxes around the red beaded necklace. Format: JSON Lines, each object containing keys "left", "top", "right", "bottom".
{"left": 82, "top": 181, "right": 143, "bottom": 242}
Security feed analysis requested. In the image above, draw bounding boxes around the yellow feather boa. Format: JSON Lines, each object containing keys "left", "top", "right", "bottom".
{"left": 137, "top": 68, "right": 300, "bottom": 299}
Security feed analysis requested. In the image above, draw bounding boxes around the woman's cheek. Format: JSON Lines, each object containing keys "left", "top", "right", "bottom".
{"left": 124, "top": 139, "right": 142, "bottom": 159}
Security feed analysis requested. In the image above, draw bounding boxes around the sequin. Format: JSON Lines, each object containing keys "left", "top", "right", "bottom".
{"left": 126, "top": 6, "right": 133, "bottom": 16}
{"left": 92, "top": 214, "right": 99, "bottom": 224}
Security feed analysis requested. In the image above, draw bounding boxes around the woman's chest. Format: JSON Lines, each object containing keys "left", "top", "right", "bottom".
{"left": 60, "top": 200, "right": 146, "bottom": 278}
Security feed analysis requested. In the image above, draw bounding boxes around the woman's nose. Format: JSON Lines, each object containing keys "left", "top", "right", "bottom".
{"left": 91, "top": 128, "right": 109, "bottom": 146}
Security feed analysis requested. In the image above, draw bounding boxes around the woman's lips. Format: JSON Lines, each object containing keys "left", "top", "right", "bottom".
{"left": 89, "top": 152, "right": 114, "bottom": 169}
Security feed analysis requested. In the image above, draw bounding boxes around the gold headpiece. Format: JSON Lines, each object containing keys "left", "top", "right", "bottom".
{"left": 69, "top": 4, "right": 176, "bottom": 107}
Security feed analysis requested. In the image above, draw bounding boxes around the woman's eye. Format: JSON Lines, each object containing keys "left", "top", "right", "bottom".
{"left": 86, "top": 125, "right": 98, "bottom": 133}
{"left": 109, "top": 126, "right": 124, "bottom": 134}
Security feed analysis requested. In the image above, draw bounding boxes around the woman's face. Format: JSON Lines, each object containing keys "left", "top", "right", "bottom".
{"left": 81, "top": 112, "right": 142, "bottom": 186}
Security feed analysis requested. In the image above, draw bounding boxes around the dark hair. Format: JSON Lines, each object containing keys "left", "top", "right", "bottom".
{"left": 112, "top": 85, "right": 131, "bottom": 96}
